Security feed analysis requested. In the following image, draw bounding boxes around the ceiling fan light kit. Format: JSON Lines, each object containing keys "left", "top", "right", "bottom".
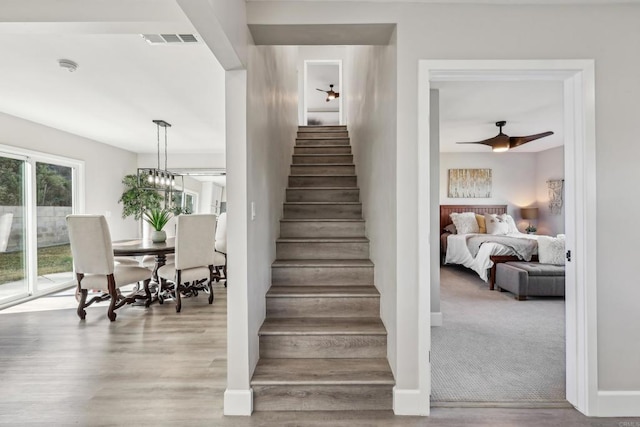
{"left": 457, "top": 120, "right": 553, "bottom": 152}
{"left": 316, "top": 84, "right": 340, "bottom": 102}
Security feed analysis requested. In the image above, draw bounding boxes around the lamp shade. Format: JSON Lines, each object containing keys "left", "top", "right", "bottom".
{"left": 520, "top": 207, "right": 539, "bottom": 220}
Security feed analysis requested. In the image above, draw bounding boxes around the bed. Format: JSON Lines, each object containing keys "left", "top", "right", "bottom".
{"left": 440, "top": 204, "right": 539, "bottom": 288}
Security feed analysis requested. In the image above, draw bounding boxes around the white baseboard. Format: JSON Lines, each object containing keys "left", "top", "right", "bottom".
{"left": 431, "top": 312, "right": 443, "bottom": 327}
{"left": 597, "top": 391, "right": 640, "bottom": 416}
{"left": 393, "top": 387, "right": 429, "bottom": 415}
{"left": 223, "top": 389, "right": 253, "bottom": 416}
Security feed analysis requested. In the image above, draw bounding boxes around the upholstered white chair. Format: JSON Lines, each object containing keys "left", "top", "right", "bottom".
{"left": 67, "top": 215, "right": 152, "bottom": 321}
{"left": 157, "top": 214, "right": 218, "bottom": 312}
{"left": 214, "top": 212, "right": 227, "bottom": 285}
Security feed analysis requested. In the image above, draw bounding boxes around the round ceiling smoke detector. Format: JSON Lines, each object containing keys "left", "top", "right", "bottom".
{"left": 58, "top": 59, "right": 78, "bottom": 72}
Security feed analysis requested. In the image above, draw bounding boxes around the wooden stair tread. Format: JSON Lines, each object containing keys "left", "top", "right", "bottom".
{"left": 272, "top": 259, "right": 373, "bottom": 267}
{"left": 280, "top": 218, "right": 364, "bottom": 223}
{"left": 287, "top": 187, "right": 359, "bottom": 190}
{"left": 277, "top": 237, "right": 369, "bottom": 243}
{"left": 289, "top": 174, "right": 355, "bottom": 177}
{"left": 251, "top": 358, "right": 393, "bottom": 385}
{"left": 284, "top": 202, "right": 361, "bottom": 205}
{"left": 267, "top": 285, "right": 379, "bottom": 297}
{"left": 292, "top": 163, "right": 354, "bottom": 166}
{"left": 259, "top": 317, "right": 386, "bottom": 335}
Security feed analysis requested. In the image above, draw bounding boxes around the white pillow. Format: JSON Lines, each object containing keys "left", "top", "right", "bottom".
{"left": 538, "top": 235, "right": 566, "bottom": 265}
{"left": 450, "top": 212, "right": 479, "bottom": 235}
{"left": 484, "top": 213, "right": 510, "bottom": 235}
{"left": 504, "top": 214, "right": 519, "bottom": 234}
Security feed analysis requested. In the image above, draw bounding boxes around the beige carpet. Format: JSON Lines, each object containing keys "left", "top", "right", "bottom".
{"left": 431, "top": 265, "right": 566, "bottom": 404}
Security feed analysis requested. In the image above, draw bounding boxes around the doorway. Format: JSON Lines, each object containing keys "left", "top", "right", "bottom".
{"left": 417, "top": 60, "right": 598, "bottom": 415}
{"left": 303, "top": 60, "right": 343, "bottom": 125}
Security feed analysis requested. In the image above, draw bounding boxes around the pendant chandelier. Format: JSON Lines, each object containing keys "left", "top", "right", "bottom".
{"left": 137, "top": 119, "right": 182, "bottom": 192}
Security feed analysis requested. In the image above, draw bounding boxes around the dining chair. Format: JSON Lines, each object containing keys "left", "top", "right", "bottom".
{"left": 157, "top": 214, "right": 218, "bottom": 313}
{"left": 214, "top": 212, "right": 227, "bottom": 286}
{"left": 66, "top": 215, "right": 152, "bottom": 321}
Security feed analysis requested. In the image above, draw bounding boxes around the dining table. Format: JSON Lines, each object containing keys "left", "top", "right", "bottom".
{"left": 112, "top": 238, "right": 175, "bottom": 303}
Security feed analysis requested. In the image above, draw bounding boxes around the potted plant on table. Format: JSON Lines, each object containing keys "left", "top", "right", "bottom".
{"left": 144, "top": 208, "right": 172, "bottom": 243}
{"left": 525, "top": 224, "right": 537, "bottom": 234}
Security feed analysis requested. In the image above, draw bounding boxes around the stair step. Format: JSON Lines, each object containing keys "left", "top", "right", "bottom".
{"left": 291, "top": 164, "right": 355, "bottom": 175}
{"left": 297, "top": 138, "right": 350, "bottom": 146}
{"left": 276, "top": 238, "right": 369, "bottom": 260}
{"left": 251, "top": 358, "right": 393, "bottom": 385}
{"left": 266, "top": 285, "right": 380, "bottom": 318}
{"left": 297, "top": 131, "right": 349, "bottom": 138}
{"left": 271, "top": 259, "right": 374, "bottom": 286}
{"left": 299, "top": 125, "right": 347, "bottom": 132}
{"left": 286, "top": 187, "right": 359, "bottom": 203}
{"left": 252, "top": 356, "right": 393, "bottom": 412}
{"left": 289, "top": 175, "right": 357, "bottom": 188}
{"left": 280, "top": 219, "right": 365, "bottom": 238}
{"left": 292, "top": 154, "right": 354, "bottom": 164}
{"left": 283, "top": 202, "right": 362, "bottom": 219}
{"left": 259, "top": 316, "right": 386, "bottom": 335}
{"left": 294, "top": 145, "right": 351, "bottom": 155}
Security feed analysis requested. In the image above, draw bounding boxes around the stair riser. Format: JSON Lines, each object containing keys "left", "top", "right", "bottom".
{"left": 297, "top": 131, "right": 349, "bottom": 138}
{"left": 280, "top": 221, "right": 365, "bottom": 238}
{"left": 294, "top": 146, "right": 351, "bottom": 155}
{"left": 271, "top": 266, "right": 374, "bottom": 286}
{"left": 253, "top": 384, "right": 392, "bottom": 411}
{"left": 259, "top": 334, "right": 387, "bottom": 358}
{"left": 286, "top": 188, "right": 359, "bottom": 203}
{"left": 266, "top": 297, "right": 379, "bottom": 318}
{"left": 297, "top": 138, "right": 350, "bottom": 146}
{"left": 283, "top": 204, "right": 362, "bottom": 219}
{"left": 299, "top": 126, "right": 347, "bottom": 132}
{"left": 291, "top": 165, "right": 355, "bottom": 175}
{"left": 289, "top": 176, "right": 357, "bottom": 188}
{"left": 292, "top": 155, "right": 353, "bottom": 164}
{"left": 276, "top": 242, "right": 369, "bottom": 260}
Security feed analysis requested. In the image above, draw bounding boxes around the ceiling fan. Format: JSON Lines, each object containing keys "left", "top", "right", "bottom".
{"left": 457, "top": 121, "right": 554, "bottom": 152}
{"left": 316, "top": 84, "right": 340, "bottom": 102}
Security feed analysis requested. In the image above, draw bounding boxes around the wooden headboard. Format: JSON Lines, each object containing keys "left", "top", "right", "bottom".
{"left": 440, "top": 204, "right": 507, "bottom": 233}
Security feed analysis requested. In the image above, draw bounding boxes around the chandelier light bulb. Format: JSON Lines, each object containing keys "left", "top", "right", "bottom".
{"left": 147, "top": 171, "right": 154, "bottom": 183}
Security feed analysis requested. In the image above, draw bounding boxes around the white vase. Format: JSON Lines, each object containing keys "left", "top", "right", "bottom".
{"left": 151, "top": 230, "right": 166, "bottom": 243}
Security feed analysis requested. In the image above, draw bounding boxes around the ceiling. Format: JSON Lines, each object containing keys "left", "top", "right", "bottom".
{"left": 434, "top": 80, "right": 564, "bottom": 153}
{"left": 0, "top": 11, "right": 225, "bottom": 155}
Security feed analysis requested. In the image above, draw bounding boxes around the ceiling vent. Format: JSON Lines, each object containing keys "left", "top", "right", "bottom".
{"left": 141, "top": 34, "right": 199, "bottom": 45}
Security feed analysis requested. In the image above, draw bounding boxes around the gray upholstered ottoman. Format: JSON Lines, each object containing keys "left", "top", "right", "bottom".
{"left": 495, "top": 261, "right": 565, "bottom": 300}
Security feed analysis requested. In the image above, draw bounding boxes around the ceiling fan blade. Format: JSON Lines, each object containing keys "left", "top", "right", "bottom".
{"left": 316, "top": 88, "right": 328, "bottom": 93}
{"left": 456, "top": 134, "right": 508, "bottom": 148}
{"left": 509, "top": 131, "right": 554, "bottom": 148}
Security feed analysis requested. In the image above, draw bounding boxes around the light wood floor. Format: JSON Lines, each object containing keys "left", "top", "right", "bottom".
{"left": 0, "top": 284, "right": 636, "bottom": 426}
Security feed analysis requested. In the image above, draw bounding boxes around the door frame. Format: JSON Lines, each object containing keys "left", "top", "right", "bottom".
{"left": 417, "top": 60, "right": 597, "bottom": 415}
{"left": 303, "top": 59, "right": 343, "bottom": 126}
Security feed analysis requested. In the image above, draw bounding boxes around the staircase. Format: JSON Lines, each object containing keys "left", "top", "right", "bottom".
{"left": 250, "top": 125, "right": 394, "bottom": 411}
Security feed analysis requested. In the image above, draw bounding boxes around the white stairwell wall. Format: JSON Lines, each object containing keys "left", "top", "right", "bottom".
{"left": 344, "top": 35, "right": 398, "bottom": 376}
{"left": 246, "top": 44, "right": 299, "bottom": 383}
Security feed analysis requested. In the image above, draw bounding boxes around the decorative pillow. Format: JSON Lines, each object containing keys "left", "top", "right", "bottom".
{"left": 503, "top": 214, "right": 519, "bottom": 234}
{"left": 475, "top": 214, "right": 486, "bottom": 233}
{"left": 484, "top": 213, "right": 510, "bottom": 235}
{"left": 450, "top": 212, "right": 479, "bottom": 234}
{"left": 538, "top": 235, "right": 566, "bottom": 265}
{"left": 444, "top": 224, "right": 457, "bottom": 234}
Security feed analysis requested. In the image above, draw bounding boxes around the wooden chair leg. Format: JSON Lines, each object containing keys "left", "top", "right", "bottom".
{"left": 76, "top": 274, "right": 87, "bottom": 320}
{"left": 175, "top": 270, "right": 182, "bottom": 313}
{"left": 107, "top": 275, "right": 118, "bottom": 321}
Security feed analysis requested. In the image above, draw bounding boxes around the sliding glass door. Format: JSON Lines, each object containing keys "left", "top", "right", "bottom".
{"left": 0, "top": 154, "right": 28, "bottom": 302}
{"left": 35, "top": 162, "right": 74, "bottom": 293}
{"left": 0, "top": 147, "right": 81, "bottom": 306}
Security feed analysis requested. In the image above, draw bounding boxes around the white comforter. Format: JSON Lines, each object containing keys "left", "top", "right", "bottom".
{"left": 445, "top": 232, "right": 539, "bottom": 282}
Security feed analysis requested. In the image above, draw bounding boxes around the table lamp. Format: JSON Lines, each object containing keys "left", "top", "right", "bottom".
{"left": 520, "top": 207, "right": 539, "bottom": 233}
